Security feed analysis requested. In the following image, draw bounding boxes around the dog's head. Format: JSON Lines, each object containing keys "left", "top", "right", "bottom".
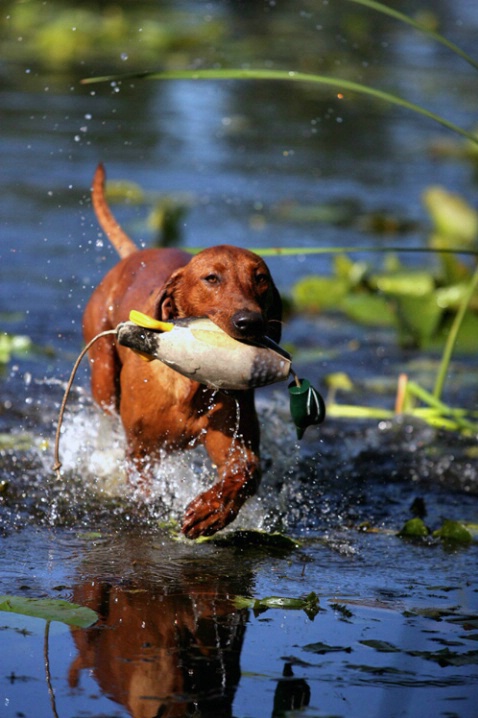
{"left": 156, "top": 245, "right": 282, "bottom": 343}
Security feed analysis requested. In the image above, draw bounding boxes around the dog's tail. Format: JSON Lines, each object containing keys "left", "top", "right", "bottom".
{"left": 92, "top": 163, "right": 138, "bottom": 259}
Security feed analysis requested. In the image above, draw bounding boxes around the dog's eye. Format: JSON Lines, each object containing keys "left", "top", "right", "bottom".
{"left": 204, "top": 273, "right": 220, "bottom": 285}
{"left": 255, "top": 272, "right": 269, "bottom": 286}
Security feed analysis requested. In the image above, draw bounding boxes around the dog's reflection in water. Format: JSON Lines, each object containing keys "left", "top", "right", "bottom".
{"left": 68, "top": 571, "right": 248, "bottom": 718}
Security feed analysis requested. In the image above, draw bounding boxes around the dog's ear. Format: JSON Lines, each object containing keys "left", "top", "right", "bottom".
{"left": 154, "top": 268, "right": 184, "bottom": 320}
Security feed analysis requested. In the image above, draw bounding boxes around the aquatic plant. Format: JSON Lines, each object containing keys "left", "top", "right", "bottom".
{"left": 0, "top": 333, "right": 32, "bottom": 364}
{"left": 0, "top": 594, "right": 97, "bottom": 627}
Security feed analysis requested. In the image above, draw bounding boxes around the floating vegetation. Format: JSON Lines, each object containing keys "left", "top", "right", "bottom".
{"left": 1, "top": 2, "right": 227, "bottom": 71}
{"left": 196, "top": 529, "right": 301, "bottom": 552}
{"left": 432, "top": 519, "right": 473, "bottom": 545}
{"left": 397, "top": 517, "right": 473, "bottom": 545}
{"left": 0, "top": 333, "right": 32, "bottom": 364}
{"left": 290, "top": 186, "right": 478, "bottom": 352}
{"left": 397, "top": 517, "right": 430, "bottom": 539}
{"left": 360, "top": 639, "right": 478, "bottom": 667}
{"left": 0, "top": 594, "right": 97, "bottom": 628}
{"left": 303, "top": 640, "right": 352, "bottom": 655}
{"left": 234, "top": 591, "right": 320, "bottom": 620}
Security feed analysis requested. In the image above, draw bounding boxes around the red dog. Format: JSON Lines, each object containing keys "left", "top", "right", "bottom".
{"left": 83, "top": 165, "right": 282, "bottom": 538}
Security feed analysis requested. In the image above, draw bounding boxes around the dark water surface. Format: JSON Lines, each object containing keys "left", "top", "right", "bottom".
{"left": 1, "top": 1, "right": 478, "bottom": 716}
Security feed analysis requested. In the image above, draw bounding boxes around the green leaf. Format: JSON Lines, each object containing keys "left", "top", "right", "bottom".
{"left": 340, "top": 293, "right": 395, "bottom": 326}
{"left": 333, "top": 254, "right": 368, "bottom": 285}
{"left": 433, "top": 520, "right": 473, "bottom": 544}
{"left": 196, "top": 529, "right": 300, "bottom": 551}
{"left": 435, "top": 283, "right": 473, "bottom": 311}
{"left": 398, "top": 518, "right": 429, "bottom": 538}
{"left": 0, "top": 333, "right": 32, "bottom": 364}
{"left": 330, "top": 602, "right": 354, "bottom": 619}
{"left": 274, "top": 201, "right": 353, "bottom": 225}
{"left": 394, "top": 293, "right": 443, "bottom": 345}
{"left": 104, "top": 179, "right": 146, "bottom": 204}
{"left": 325, "top": 372, "right": 354, "bottom": 392}
{"left": 407, "top": 648, "right": 478, "bottom": 667}
{"left": 292, "top": 275, "right": 349, "bottom": 312}
{"left": 234, "top": 592, "right": 320, "bottom": 620}
{"left": 0, "top": 595, "right": 98, "bottom": 628}
{"left": 436, "top": 311, "right": 478, "bottom": 353}
{"left": 371, "top": 270, "right": 436, "bottom": 297}
{"left": 423, "top": 187, "right": 478, "bottom": 244}
{"left": 303, "top": 641, "right": 352, "bottom": 654}
{"left": 360, "top": 639, "right": 400, "bottom": 652}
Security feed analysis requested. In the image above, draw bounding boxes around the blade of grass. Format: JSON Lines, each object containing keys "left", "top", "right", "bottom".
{"left": 326, "top": 404, "right": 395, "bottom": 420}
{"left": 409, "top": 412, "right": 472, "bottom": 432}
{"left": 433, "top": 263, "right": 478, "bottom": 402}
{"left": 407, "top": 380, "right": 454, "bottom": 413}
{"left": 346, "top": 0, "right": 478, "bottom": 72}
{"left": 81, "top": 68, "right": 478, "bottom": 146}
{"left": 185, "top": 246, "right": 478, "bottom": 258}
{"left": 407, "top": 381, "right": 478, "bottom": 432}
{"left": 328, "top": 398, "right": 476, "bottom": 432}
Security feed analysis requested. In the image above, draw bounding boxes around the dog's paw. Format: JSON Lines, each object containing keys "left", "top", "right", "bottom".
{"left": 181, "top": 484, "right": 241, "bottom": 539}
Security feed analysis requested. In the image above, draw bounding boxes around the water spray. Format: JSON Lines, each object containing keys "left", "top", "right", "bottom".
{"left": 53, "top": 311, "right": 326, "bottom": 475}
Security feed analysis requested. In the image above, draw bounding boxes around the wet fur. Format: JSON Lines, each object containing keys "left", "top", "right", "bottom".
{"left": 83, "top": 164, "right": 282, "bottom": 538}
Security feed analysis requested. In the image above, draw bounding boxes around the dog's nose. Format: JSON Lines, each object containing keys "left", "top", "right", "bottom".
{"left": 232, "top": 310, "right": 266, "bottom": 339}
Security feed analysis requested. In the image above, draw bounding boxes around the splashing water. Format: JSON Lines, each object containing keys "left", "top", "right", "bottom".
{"left": 3, "top": 370, "right": 477, "bottom": 537}
{"left": 38, "top": 389, "right": 301, "bottom": 533}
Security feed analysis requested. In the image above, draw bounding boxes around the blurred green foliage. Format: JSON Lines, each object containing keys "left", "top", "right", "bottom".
{"left": 0, "top": 0, "right": 388, "bottom": 75}
{"left": 0, "top": 333, "right": 32, "bottom": 364}
{"left": 290, "top": 188, "right": 478, "bottom": 350}
{"left": 1, "top": 1, "right": 226, "bottom": 71}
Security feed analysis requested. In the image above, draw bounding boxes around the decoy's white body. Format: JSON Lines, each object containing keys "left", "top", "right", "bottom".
{"left": 116, "top": 315, "right": 291, "bottom": 391}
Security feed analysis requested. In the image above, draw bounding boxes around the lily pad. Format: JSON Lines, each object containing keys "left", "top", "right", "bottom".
{"left": 433, "top": 520, "right": 473, "bottom": 544}
{"left": 394, "top": 292, "right": 443, "bottom": 345}
{"left": 0, "top": 595, "right": 98, "bottom": 628}
{"left": 0, "top": 333, "right": 32, "bottom": 363}
{"left": 197, "top": 529, "right": 300, "bottom": 551}
{"left": 340, "top": 292, "right": 395, "bottom": 327}
{"left": 436, "top": 311, "right": 478, "bottom": 353}
{"left": 303, "top": 641, "right": 352, "bottom": 655}
{"left": 398, "top": 518, "right": 429, "bottom": 538}
{"left": 423, "top": 186, "right": 478, "bottom": 244}
{"left": 371, "top": 270, "right": 436, "bottom": 297}
{"left": 292, "top": 275, "right": 350, "bottom": 312}
{"left": 408, "top": 647, "right": 478, "bottom": 667}
{"left": 360, "top": 639, "right": 400, "bottom": 653}
{"left": 234, "top": 591, "right": 320, "bottom": 620}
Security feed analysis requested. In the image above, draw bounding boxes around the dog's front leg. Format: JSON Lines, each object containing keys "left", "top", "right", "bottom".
{"left": 181, "top": 441, "right": 261, "bottom": 539}
{"left": 182, "top": 393, "right": 261, "bottom": 539}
